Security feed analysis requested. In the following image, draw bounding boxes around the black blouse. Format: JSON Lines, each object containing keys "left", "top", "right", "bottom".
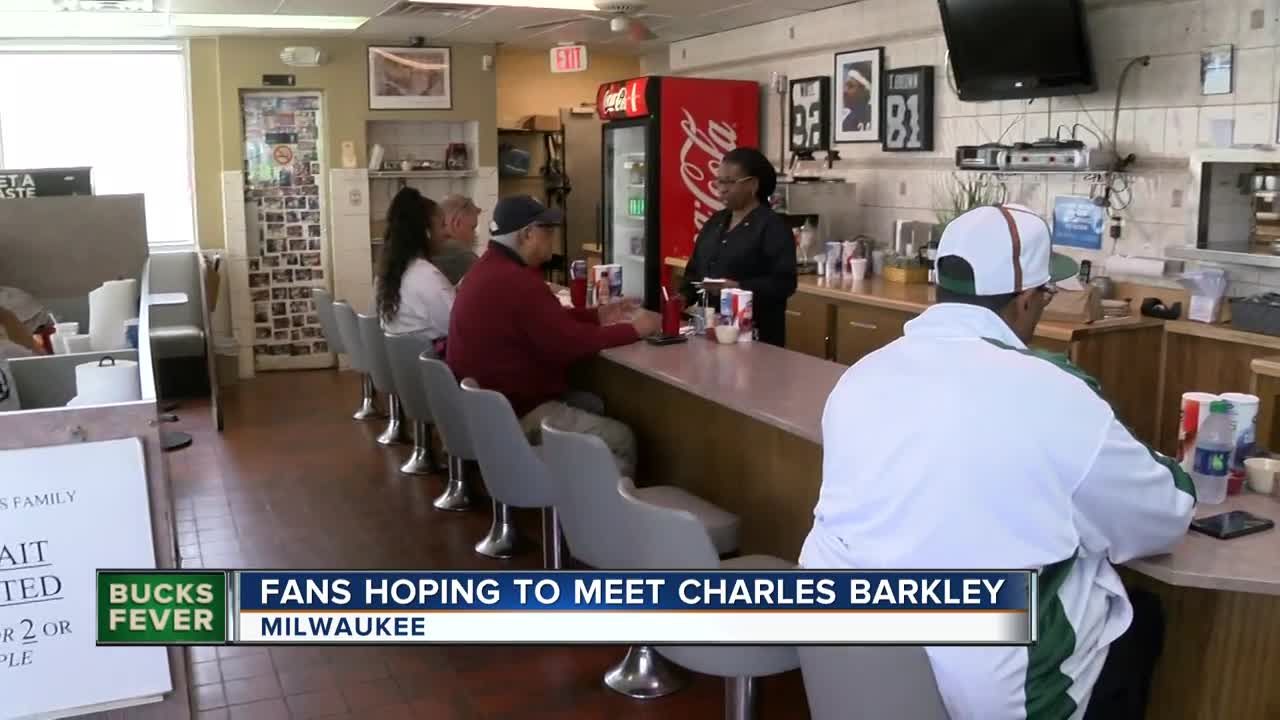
{"left": 680, "top": 205, "right": 798, "bottom": 347}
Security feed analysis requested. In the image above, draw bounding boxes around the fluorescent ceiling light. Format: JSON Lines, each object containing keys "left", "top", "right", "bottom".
{"left": 407, "top": 0, "right": 600, "bottom": 9}
{"left": 0, "top": 11, "right": 369, "bottom": 36}
{"left": 174, "top": 14, "right": 368, "bottom": 31}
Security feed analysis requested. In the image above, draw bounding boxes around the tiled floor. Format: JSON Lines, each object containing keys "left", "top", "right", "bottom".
{"left": 168, "top": 369, "right": 810, "bottom": 719}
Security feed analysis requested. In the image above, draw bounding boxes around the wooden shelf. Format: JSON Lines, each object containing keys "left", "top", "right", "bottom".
{"left": 369, "top": 170, "right": 477, "bottom": 180}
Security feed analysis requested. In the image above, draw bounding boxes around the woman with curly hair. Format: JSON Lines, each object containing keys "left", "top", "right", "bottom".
{"left": 376, "top": 187, "right": 455, "bottom": 340}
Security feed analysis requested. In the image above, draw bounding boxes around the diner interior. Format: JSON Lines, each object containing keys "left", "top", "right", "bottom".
{"left": 5, "top": 0, "right": 1280, "bottom": 719}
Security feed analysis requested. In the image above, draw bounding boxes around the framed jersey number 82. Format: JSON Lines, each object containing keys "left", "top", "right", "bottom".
{"left": 789, "top": 76, "right": 831, "bottom": 154}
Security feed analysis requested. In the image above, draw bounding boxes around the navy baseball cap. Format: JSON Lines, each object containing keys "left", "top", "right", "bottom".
{"left": 489, "top": 195, "right": 563, "bottom": 236}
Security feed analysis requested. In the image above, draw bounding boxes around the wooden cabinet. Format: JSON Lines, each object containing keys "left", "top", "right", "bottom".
{"left": 834, "top": 303, "right": 913, "bottom": 366}
{"left": 784, "top": 293, "right": 834, "bottom": 359}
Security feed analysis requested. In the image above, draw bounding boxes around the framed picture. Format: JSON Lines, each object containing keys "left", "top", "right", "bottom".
{"left": 882, "top": 66, "right": 934, "bottom": 152}
{"left": 1201, "top": 44, "right": 1234, "bottom": 96}
{"left": 789, "top": 76, "right": 831, "bottom": 153}
{"left": 368, "top": 46, "right": 452, "bottom": 110}
{"left": 833, "top": 47, "right": 884, "bottom": 143}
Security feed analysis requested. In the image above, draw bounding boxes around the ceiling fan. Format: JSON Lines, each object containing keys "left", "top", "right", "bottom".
{"left": 518, "top": 1, "right": 668, "bottom": 42}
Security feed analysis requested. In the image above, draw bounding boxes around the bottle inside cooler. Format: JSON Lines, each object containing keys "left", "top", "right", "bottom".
{"left": 606, "top": 124, "right": 648, "bottom": 300}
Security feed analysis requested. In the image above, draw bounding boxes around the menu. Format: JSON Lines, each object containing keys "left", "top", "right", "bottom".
{"left": 1, "top": 438, "right": 170, "bottom": 719}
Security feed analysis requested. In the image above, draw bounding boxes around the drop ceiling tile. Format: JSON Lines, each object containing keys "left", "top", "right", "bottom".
{"left": 167, "top": 0, "right": 278, "bottom": 12}
{"left": 275, "top": 0, "right": 396, "bottom": 15}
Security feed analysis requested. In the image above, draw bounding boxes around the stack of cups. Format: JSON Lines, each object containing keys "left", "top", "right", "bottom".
{"left": 51, "top": 322, "right": 79, "bottom": 354}
{"left": 825, "top": 242, "right": 843, "bottom": 278}
{"left": 1178, "top": 391, "right": 1260, "bottom": 495}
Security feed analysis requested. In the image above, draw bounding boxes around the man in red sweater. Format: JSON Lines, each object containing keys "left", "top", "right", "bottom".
{"left": 447, "top": 195, "right": 659, "bottom": 476}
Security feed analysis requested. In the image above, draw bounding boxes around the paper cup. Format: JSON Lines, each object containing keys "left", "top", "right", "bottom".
{"left": 1244, "top": 457, "right": 1280, "bottom": 495}
{"left": 1221, "top": 392, "right": 1260, "bottom": 494}
{"left": 1177, "top": 392, "right": 1220, "bottom": 472}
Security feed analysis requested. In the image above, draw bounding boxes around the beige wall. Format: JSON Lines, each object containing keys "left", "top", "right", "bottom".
{"left": 495, "top": 46, "right": 640, "bottom": 128}
{"left": 189, "top": 37, "right": 498, "bottom": 250}
{"left": 668, "top": 0, "right": 1280, "bottom": 295}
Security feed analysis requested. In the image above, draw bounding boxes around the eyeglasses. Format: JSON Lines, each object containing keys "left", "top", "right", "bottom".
{"left": 712, "top": 176, "right": 753, "bottom": 188}
{"left": 1039, "top": 283, "right": 1059, "bottom": 298}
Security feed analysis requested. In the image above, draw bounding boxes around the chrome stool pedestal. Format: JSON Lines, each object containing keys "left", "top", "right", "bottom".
{"left": 474, "top": 500, "right": 520, "bottom": 558}
{"left": 352, "top": 374, "right": 382, "bottom": 421}
{"left": 604, "top": 645, "right": 686, "bottom": 699}
{"left": 433, "top": 456, "right": 473, "bottom": 511}
{"left": 541, "top": 507, "right": 563, "bottom": 570}
{"left": 725, "top": 676, "right": 758, "bottom": 720}
{"left": 376, "top": 394, "right": 409, "bottom": 446}
{"left": 399, "top": 420, "right": 436, "bottom": 475}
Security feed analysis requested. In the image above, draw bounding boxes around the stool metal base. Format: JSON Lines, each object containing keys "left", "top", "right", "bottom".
{"left": 725, "top": 676, "right": 758, "bottom": 720}
{"left": 604, "top": 645, "right": 686, "bottom": 700}
{"left": 399, "top": 421, "right": 435, "bottom": 475}
{"left": 433, "top": 456, "right": 473, "bottom": 511}
{"left": 541, "top": 507, "right": 563, "bottom": 570}
{"left": 161, "top": 430, "right": 193, "bottom": 452}
{"left": 475, "top": 500, "right": 520, "bottom": 559}
{"left": 377, "top": 394, "right": 409, "bottom": 446}
{"left": 352, "top": 375, "right": 382, "bottom": 421}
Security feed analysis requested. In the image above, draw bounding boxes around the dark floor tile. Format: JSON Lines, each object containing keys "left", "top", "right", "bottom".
{"left": 408, "top": 697, "right": 466, "bottom": 720}
{"left": 340, "top": 677, "right": 404, "bottom": 711}
{"left": 284, "top": 689, "right": 346, "bottom": 719}
{"left": 220, "top": 654, "right": 275, "bottom": 682}
{"left": 227, "top": 699, "right": 291, "bottom": 720}
{"left": 269, "top": 646, "right": 332, "bottom": 672}
{"left": 278, "top": 666, "right": 338, "bottom": 696}
{"left": 224, "top": 675, "right": 283, "bottom": 706}
{"left": 196, "top": 711, "right": 229, "bottom": 720}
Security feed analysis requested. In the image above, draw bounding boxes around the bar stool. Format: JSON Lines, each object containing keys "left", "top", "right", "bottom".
{"left": 357, "top": 313, "right": 408, "bottom": 446}
{"left": 540, "top": 423, "right": 744, "bottom": 700}
{"left": 617, "top": 487, "right": 798, "bottom": 720}
{"left": 419, "top": 355, "right": 478, "bottom": 511}
{"left": 798, "top": 646, "right": 950, "bottom": 720}
{"left": 384, "top": 333, "right": 441, "bottom": 475}
{"left": 330, "top": 301, "right": 382, "bottom": 421}
{"left": 457, "top": 378, "right": 561, "bottom": 566}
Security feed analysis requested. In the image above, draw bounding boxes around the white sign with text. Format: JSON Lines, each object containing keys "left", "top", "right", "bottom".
{"left": 1, "top": 438, "right": 170, "bottom": 720}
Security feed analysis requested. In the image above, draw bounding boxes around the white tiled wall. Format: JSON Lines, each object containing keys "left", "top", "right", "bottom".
{"left": 670, "top": 0, "right": 1280, "bottom": 291}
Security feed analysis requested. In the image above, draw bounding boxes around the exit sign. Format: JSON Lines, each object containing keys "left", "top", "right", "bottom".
{"left": 551, "top": 44, "right": 589, "bottom": 74}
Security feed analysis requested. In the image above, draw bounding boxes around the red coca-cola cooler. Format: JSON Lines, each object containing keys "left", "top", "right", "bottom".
{"left": 596, "top": 76, "right": 760, "bottom": 310}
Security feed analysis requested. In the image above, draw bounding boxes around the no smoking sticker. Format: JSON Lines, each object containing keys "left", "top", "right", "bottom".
{"left": 272, "top": 146, "right": 294, "bottom": 165}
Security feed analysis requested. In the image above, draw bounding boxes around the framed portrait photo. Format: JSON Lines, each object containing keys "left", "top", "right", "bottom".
{"left": 882, "top": 66, "right": 935, "bottom": 152}
{"left": 1201, "top": 44, "right": 1234, "bottom": 96}
{"left": 833, "top": 47, "right": 884, "bottom": 143}
{"left": 368, "top": 46, "right": 452, "bottom": 110}
{"left": 789, "top": 76, "right": 831, "bottom": 153}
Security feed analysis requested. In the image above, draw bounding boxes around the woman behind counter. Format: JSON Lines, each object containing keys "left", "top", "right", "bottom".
{"left": 680, "top": 147, "right": 797, "bottom": 347}
{"left": 376, "top": 187, "right": 455, "bottom": 341}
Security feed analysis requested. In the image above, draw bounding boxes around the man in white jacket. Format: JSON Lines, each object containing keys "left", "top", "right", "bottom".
{"left": 800, "top": 204, "right": 1196, "bottom": 720}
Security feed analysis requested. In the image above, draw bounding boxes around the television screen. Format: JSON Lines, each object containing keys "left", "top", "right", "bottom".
{"left": 939, "top": 0, "right": 1096, "bottom": 102}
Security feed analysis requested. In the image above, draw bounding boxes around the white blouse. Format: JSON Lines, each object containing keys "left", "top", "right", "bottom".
{"left": 380, "top": 258, "right": 455, "bottom": 339}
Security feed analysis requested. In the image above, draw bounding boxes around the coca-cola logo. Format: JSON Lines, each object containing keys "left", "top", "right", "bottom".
{"left": 678, "top": 108, "right": 738, "bottom": 235}
{"left": 602, "top": 86, "right": 633, "bottom": 114}
{"left": 600, "top": 79, "right": 645, "bottom": 117}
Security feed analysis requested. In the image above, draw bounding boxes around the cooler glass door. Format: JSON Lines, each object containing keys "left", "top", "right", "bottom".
{"left": 603, "top": 121, "right": 648, "bottom": 301}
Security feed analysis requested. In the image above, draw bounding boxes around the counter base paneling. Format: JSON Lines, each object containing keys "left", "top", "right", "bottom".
{"left": 575, "top": 358, "right": 822, "bottom": 560}
{"left": 1120, "top": 568, "right": 1280, "bottom": 720}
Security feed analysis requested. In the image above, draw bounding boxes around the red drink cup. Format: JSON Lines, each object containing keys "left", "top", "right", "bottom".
{"left": 662, "top": 295, "right": 685, "bottom": 337}
{"left": 570, "top": 277, "right": 587, "bottom": 309}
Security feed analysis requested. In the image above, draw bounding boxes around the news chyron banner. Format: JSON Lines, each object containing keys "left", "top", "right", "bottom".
{"left": 96, "top": 570, "right": 1035, "bottom": 646}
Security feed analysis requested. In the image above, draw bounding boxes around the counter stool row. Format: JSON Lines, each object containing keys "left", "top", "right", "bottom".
{"left": 311, "top": 290, "right": 949, "bottom": 720}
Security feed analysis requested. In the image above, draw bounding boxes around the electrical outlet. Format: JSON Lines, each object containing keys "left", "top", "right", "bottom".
{"left": 1252, "top": 8, "right": 1265, "bottom": 29}
{"left": 789, "top": 26, "right": 796, "bottom": 39}
{"left": 1171, "top": 189, "right": 1184, "bottom": 208}
{"left": 899, "top": 181, "right": 907, "bottom": 196}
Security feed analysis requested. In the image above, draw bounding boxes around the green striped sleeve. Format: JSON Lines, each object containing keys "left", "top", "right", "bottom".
{"left": 1025, "top": 554, "right": 1078, "bottom": 720}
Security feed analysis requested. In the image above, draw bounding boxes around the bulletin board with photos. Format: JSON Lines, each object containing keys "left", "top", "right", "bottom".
{"left": 241, "top": 93, "right": 331, "bottom": 370}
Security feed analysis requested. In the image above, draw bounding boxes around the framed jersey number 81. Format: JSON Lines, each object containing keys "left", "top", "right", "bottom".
{"left": 789, "top": 76, "right": 830, "bottom": 154}
{"left": 882, "top": 66, "right": 934, "bottom": 152}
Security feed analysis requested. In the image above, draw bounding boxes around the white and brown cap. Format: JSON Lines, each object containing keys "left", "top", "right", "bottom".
{"left": 936, "top": 203, "right": 1078, "bottom": 296}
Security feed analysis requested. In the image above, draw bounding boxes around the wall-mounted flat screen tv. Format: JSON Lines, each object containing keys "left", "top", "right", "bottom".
{"left": 939, "top": 0, "right": 1097, "bottom": 102}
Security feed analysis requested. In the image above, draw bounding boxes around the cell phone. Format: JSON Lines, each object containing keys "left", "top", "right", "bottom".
{"left": 1190, "top": 511, "right": 1276, "bottom": 540}
{"left": 645, "top": 335, "right": 688, "bottom": 346}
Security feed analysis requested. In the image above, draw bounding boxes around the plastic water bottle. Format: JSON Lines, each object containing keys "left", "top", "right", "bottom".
{"left": 1191, "top": 400, "right": 1236, "bottom": 505}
